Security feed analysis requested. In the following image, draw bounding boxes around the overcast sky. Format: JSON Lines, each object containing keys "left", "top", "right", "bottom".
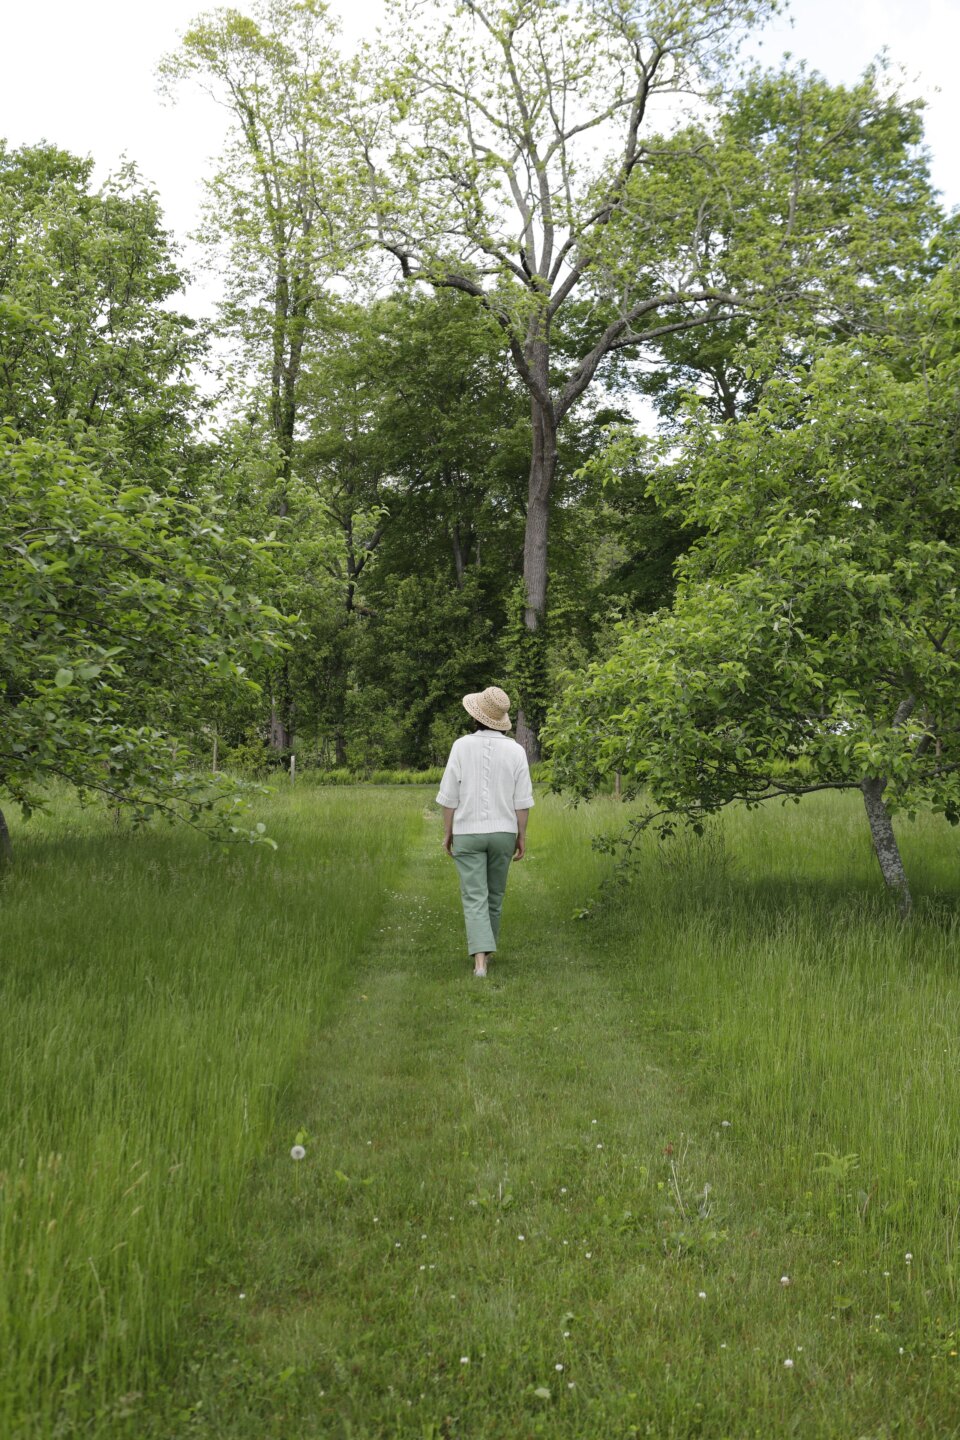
{"left": 4, "top": 0, "right": 957, "bottom": 319}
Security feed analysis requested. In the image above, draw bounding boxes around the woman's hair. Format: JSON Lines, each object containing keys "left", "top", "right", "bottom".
{"left": 473, "top": 720, "right": 495, "bottom": 732}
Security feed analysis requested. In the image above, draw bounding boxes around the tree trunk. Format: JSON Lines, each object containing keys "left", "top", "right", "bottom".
{"left": 269, "top": 701, "right": 290, "bottom": 752}
{"left": 861, "top": 777, "right": 912, "bottom": 919}
{"left": 522, "top": 395, "right": 555, "bottom": 630}
{"left": 451, "top": 521, "right": 466, "bottom": 588}
{"left": 268, "top": 651, "right": 294, "bottom": 752}
{"left": 0, "top": 806, "right": 12, "bottom": 867}
{"left": 515, "top": 386, "right": 557, "bottom": 765}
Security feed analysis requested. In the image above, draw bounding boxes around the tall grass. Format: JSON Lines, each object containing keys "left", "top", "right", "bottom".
{"left": 0, "top": 787, "right": 418, "bottom": 1438}
{"left": 598, "top": 790, "right": 960, "bottom": 1295}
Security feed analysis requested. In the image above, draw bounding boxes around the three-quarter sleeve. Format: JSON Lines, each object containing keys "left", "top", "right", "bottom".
{"left": 436, "top": 744, "right": 461, "bottom": 808}
{"left": 513, "top": 752, "right": 535, "bottom": 809}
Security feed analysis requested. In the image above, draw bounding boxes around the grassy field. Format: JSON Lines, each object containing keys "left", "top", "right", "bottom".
{"left": 4, "top": 785, "right": 960, "bottom": 1436}
{"left": 0, "top": 787, "right": 420, "bottom": 1438}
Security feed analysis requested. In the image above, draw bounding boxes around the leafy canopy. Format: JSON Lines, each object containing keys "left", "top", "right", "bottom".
{"left": 546, "top": 258, "right": 960, "bottom": 827}
{"left": 0, "top": 427, "right": 292, "bottom": 838}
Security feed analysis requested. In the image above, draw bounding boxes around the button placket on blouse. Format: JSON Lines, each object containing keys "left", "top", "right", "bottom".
{"left": 480, "top": 734, "right": 492, "bottom": 821}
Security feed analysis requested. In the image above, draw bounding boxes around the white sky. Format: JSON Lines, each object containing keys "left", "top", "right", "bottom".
{"left": 3, "top": 0, "right": 957, "bottom": 321}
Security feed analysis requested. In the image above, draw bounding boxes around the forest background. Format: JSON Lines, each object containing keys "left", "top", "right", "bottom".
{"left": 2, "top": 0, "right": 959, "bottom": 910}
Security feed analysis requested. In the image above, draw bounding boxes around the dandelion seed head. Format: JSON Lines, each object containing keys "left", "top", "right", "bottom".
{"left": 460, "top": 1356, "right": 469, "bottom": 1365}
{"left": 555, "top": 1363, "right": 564, "bottom": 1371}
{"left": 698, "top": 1291, "right": 707, "bottom": 1299}
{"left": 290, "top": 1145, "right": 306, "bottom": 1161}
{"left": 783, "top": 1358, "right": 794, "bottom": 1369}
{"left": 780, "top": 1275, "right": 791, "bottom": 1286}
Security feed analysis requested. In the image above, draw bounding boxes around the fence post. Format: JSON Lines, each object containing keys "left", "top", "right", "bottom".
{"left": 290, "top": 753, "right": 296, "bottom": 785}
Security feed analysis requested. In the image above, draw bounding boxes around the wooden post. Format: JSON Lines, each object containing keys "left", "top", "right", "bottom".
{"left": 290, "top": 753, "right": 296, "bottom": 785}
{"left": 614, "top": 770, "right": 622, "bottom": 799}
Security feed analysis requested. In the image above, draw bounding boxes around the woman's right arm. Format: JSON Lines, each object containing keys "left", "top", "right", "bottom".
{"left": 514, "top": 808, "right": 529, "bottom": 860}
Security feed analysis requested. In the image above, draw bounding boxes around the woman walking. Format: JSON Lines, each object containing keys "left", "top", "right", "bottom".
{"left": 436, "top": 686, "right": 535, "bottom": 977}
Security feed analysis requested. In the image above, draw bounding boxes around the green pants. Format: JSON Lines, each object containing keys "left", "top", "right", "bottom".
{"left": 451, "top": 831, "right": 516, "bottom": 956}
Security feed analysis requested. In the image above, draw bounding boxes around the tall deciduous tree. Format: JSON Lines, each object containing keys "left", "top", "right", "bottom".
{"left": 546, "top": 257, "right": 960, "bottom": 917}
{"left": 355, "top": 0, "right": 937, "bottom": 755}
{"left": 160, "top": 0, "right": 347, "bottom": 500}
{"left": 0, "top": 143, "right": 201, "bottom": 477}
{"left": 160, "top": 0, "right": 352, "bottom": 747}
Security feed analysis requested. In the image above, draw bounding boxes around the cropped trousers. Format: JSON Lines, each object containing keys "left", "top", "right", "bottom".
{"left": 451, "top": 831, "right": 516, "bottom": 956}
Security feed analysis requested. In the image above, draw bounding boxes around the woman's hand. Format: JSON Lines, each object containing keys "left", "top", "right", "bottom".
{"left": 443, "top": 831, "right": 454, "bottom": 856}
{"left": 513, "top": 835, "right": 525, "bottom": 861}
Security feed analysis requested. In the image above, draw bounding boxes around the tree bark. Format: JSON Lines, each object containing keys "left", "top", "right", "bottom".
{"left": 861, "top": 777, "right": 911, "bottom": 919}
{"left": 515, "top": 376, "right": 558, "bottom": 764}
{"left": 451, "top": 521, "right": 466, "bottom": 588}
{"left": 269, "top": 709, "right": 291, "bottom": 752}
{"left": 0, "top": 806, "right": 12, "bottom": 867}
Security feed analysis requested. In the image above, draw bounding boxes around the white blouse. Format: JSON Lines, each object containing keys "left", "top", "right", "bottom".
{"left": 436, "top": 731, "right": 535, "bottom": 835}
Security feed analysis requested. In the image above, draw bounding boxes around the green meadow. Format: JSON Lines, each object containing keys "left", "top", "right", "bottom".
{"left": 4, "top": 786, "right": 960, "bottom": 1437}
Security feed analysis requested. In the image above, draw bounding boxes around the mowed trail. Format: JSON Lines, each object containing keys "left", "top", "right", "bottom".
{"left": 164, "top": 796, "right": 956, "bottom": 1440}
{"left": 171, "top": 799, "right": 714, "bottom": 1439}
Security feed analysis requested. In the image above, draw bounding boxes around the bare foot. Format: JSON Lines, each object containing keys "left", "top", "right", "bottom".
{"left": 473, "top": 952, "right": 487, "bottom": 977}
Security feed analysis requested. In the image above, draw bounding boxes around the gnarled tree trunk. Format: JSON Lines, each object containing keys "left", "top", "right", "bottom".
{"left": 0, "top": 806, "right": 13, "bottom": 867}
{"left": 861, "top": 776, "right": 911, "bottom": 919}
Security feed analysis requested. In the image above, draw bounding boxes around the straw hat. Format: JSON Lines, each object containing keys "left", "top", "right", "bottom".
{"left": 462, "top": 685, "right": 512, "bottom": 732}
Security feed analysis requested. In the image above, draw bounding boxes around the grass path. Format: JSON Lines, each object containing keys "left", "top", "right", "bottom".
{"left": 151, "top": 796, "right": 960, "bottom": 1438}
